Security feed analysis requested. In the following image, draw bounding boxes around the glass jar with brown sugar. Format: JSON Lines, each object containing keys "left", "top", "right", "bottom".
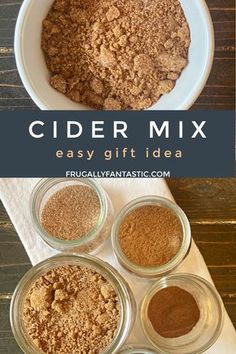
{"left": 10, "top": 254, "right": 136, "bottom": 354}
{"left": 141, "top": 273, "right": 224, "bottom": 354}
{"left": 30, "top": 178, "right": 114, "bottom": 253}
{"left": 111, "top": 196, "right": 191, "bottom": 278}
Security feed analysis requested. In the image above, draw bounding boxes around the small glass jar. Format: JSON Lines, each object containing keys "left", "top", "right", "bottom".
{"left": 141, "top": 273, "right": 224, "bottom": 354}
{"left": 118, "top": 345, "right": 158, "bottom": 354}
{"left": 10, "top": 253, "right": 136, "bottom": 354}
{"left": 30, "top": 178, "right": 114, "bottom": 253}
{"left": 111, "top": 196, "right": 191, "bottom": 278}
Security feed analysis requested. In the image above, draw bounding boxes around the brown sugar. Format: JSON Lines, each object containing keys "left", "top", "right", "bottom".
{"left": 23, "top": 265, "right": 121, "bottom": 354}
{"left": 41, "top": 185, "right": 100, "bottom": 240}
{"left": 41, "top": 0, "right": 190, "bottom": 110}
{"left": 148, "top": 286, "right": 200, "bottom": 338}
{"left": 118, "top": 205, "right": 183, "bottom": 267}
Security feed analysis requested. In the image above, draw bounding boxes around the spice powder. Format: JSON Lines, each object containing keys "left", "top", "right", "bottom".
{"left": 23, "top": 265, "right": 121, "bottom": 353}
{"left": 148, "top": 286, "right": 200, "bottom": 338}
{"left": 41, "top": 0, "right": 190, "bottom": 110}
{"left": 41, "top": 185, "right": 101, "bottom": 240}
{"left": 118, "top": 205, "right": 183, "bottom": 267}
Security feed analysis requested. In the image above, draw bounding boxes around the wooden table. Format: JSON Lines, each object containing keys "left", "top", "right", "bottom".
{"left": 0, "top": 0, "right": 235, "bottom": 110}
{"left": 0, "top": 178, "right": 236, "bottom": 353}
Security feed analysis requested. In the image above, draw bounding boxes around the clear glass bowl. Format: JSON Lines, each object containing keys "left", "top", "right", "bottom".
{"left": 111, "top": 196, "right": 191, "bottom": 278}
{"left": 10, "top": 253, "right": 136, "bottom": 354}
{"left": 30, "top": 178, "right": 114, "bottom": 253}
{"left": 141, "top": 273, "right": 224, "bottom": 354}
{"left": 118, "top": 345, "right": 158, "bottom": 354}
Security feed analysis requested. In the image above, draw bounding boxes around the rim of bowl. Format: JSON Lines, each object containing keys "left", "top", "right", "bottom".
{"left": 14, "top": 0, "right": 215, "bottom": 110}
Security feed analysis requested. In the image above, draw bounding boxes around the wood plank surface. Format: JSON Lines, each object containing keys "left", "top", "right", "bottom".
{"left": 167, "top": 178, "right": 236, "bottom": 329}
{"left": 0, "top": 177, "right": 236, "bottom": 353}
{"left": 0, "top": 0, "right": 235, "bottom": 110}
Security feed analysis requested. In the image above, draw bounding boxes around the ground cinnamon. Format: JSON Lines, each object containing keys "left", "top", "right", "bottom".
{"left": 118, "top": 205, "right": 183, "bottom": 267}
{"left": 148, "top": 286, "right": 200, "bottom": 338}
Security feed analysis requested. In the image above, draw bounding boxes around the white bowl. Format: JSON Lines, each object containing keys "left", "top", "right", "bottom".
{"left": 15, "top": 0, "right": 214, "bottom": 110}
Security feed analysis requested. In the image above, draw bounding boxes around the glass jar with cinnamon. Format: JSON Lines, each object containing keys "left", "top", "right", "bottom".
{"left": 111, "top": 196, "right": 191, "bottom": 278}
{"left": 141, "top": 273, "right": 224, "bottom": 354}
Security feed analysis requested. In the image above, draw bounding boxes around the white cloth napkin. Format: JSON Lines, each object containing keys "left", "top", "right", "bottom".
{"left": 0, "top": 178, "right": 235, "bottom": 353}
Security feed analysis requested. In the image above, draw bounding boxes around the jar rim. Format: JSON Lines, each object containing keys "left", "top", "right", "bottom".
{"left": 30, "top": 178, "right": 108, "bottom": 249}
{"left": 118, "top": 345, "right": 158, "bottom": 354}
{"left": 10, "top": 253, "right": 136, "bottom": 354}
{"left": 140, "top": 273, "right": 224, "bottom": 354}
{"left": 111, "top": 196, "right": 191, "bottom": 277}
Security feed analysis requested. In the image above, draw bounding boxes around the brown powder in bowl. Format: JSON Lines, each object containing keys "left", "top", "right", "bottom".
{"left": 118, "top": 205, "right": 183, "bottom": 267}
{"left": 147, "top": 286, "right": 200, "bottom": 338}
{"left": 41, "top": 0, "right": 190, "bottom": 110}
{"left": 23, "top": 265, "right": 121, "bottom": 354}
{"left": 41, "top": 185, "right": 100, "bottom": 240}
